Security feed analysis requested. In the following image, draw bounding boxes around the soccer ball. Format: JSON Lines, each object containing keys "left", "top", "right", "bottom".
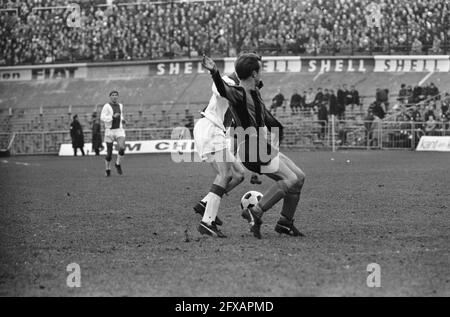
{"left": 240, "top": 191, "right": 263, "bottom": 210}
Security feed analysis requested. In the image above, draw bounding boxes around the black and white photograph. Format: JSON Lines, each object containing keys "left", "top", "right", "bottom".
{"left": 0, "top": 0, "right": 449, "bottom": 300}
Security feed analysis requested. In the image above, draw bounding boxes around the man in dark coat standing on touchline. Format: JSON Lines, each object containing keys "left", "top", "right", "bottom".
{"left": 70, "top": 114, "right": 85, "bottom": 156}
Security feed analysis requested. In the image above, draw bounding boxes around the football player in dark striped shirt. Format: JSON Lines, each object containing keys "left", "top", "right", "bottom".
{"left": 202, "top": 53, "right": 306, "bottom": 239}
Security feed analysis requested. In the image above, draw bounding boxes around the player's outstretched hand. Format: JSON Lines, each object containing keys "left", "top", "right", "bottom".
{"left": 202, "top": 54, "right": 217, "bottom": 73}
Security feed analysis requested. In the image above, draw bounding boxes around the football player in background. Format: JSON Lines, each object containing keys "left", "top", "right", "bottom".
{"left": 100, "top": 90, "right": 126, "bottom": 177}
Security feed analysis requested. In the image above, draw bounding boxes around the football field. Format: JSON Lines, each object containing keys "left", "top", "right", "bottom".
{"left": 0, "top": 150, "right": 449, "bottom": 296}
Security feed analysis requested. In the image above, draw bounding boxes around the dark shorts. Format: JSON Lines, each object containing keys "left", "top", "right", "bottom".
{"left": 237, "top": 140, "right": 278, "bottom": 174}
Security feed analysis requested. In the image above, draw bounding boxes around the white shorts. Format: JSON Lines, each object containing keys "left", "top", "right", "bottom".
{"left": 105, "top": 128, "right": 126, "bottom": 143}
{"left": 194, "top": 118, "right": 232, "bottom": 161}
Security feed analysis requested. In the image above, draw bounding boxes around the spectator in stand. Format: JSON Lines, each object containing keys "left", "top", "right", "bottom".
{"left": 411, "top": 38, "right": 423, "bottom": 54}
{"left": 270, "top": 88, "right": 285, "bottom": 114}
{"left": 376, "top": 88, "right": 389, "bottom": 113}
{"left": 314, "top": 88, "right": 324, "bottom": 110}
{"left": 442, "top": 93, "right": 450, "bottom": 115}
{"left": 425, "top": 115, "right": 437, "bottom": 136}
{"left": 317, "top": 100, "right": 328, "bottom": 140}
{"left": 289, "top": 89, "right": 302, "bottom": 115}
{"left": 428, "top": 83, "right": 440, "bottom": 100}
{"left": 349, "top": 85, "right": 360, "bottom": 111}
{"left": 409, "top": 106, "right": 423, "bottom": 124}
{"left": 323, "top": 88, "right": 330, "bottom": 109}
{"left": 398, "top": 84, "right": 408, "bottom": 103}
{"left": 406, "top": 85, "right": 414, "bottom": 104}
{"left": 304, "top": 88, "right": 315, "bottom": 110}
{"left": 413, "top": 85, "right": 427, "bottom": 103}
{"left": 370, "top": 101, "right": 386, "bottom": 120}
{"left": 343, "top": 84, "right": 353, "bottom": 112}
{"left": 423, "top": 104, "right": 436, "bottom": 122}
{"left": 328, "top": 89, "right": 338, "bottom": 118}
{"left": 336, "top": 85, "right": 346, "bottom": 120}
{"left": 300, "top": 90, "right": 307, "bottom": 110}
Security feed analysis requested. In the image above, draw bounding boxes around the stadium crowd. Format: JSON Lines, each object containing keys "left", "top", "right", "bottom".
{"left": 269, "top": 81, "right": 449, "bottom": 137}
{"left": 1, "top": 0, "right": 449, "bottom": 65}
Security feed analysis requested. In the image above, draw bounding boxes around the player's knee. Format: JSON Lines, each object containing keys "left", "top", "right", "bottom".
{"left": 286, "top": 173, "right": 305, "bottom": 193}
{"left": 296, "top": 171, "right": 306, "bottom": 187}
{"left": 233, "top": 171, "right": 245, "bottom": 184}
{"left": 218, "top": 169, "right": 233, "bottom": 184}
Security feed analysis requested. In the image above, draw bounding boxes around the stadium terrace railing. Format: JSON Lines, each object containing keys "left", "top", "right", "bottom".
{"left": 330, "top": 119, "right": 450, "bottom": 151}
{"left": 2, "top": 120, "right": 448, "bottom": 155}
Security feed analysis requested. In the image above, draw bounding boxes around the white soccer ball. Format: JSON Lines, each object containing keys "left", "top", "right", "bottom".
{"left": 240, "top": 191, "right": 263, "bottom": 210}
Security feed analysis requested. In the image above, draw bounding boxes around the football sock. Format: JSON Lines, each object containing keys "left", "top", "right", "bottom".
{"left": 280, "top": 191, "right": 301, "bottom": 220}
{"left": 255, "top": 180, "right": 289, "bottom": 213}
{"left": 202, "top": 194, "right": 221, "bottom": 226}
{"left": 105, "top": 160, "right": 111, "bottom": 170}
{"left": 116, "top": 154, "right": 123, "bottom": 165}
{"left": 201, "top": 192, "right": 213, "bottom": 204}
{"left": 202, "top": 184, "right": 226, "bottom": 225}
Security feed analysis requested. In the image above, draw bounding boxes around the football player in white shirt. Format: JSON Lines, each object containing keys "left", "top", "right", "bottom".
{"left": 193, "top": 73, "right": 246, "bottom": 238}
{"left": 100, "top": 90, "right": 126, "bottom": 177}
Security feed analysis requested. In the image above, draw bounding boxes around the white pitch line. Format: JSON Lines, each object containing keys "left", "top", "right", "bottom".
{"left": 0, "top": 160, "right": 38, "bottom": 166}
{"left": 330, "top": 247, "right": 448, "bottom": 257}
{"left": 15, "top": 162, "right": 30, "bottom": 166}
{"left": 313, "top": 70, "right": 324, "bottom": 82}
{"left": 419, "top": 71, "right": 434, "bottom": 86}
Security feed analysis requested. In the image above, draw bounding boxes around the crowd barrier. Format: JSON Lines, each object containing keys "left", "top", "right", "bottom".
{"left": 2, "top": 120, "right": 448, "bottom": 155}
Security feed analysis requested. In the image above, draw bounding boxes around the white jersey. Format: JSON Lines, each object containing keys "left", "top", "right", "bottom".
{"left": 101, "top": 102, "right": 124, "bottom": 130}
{"left": 201, "top": 75, "right": 236, "bottom": 131}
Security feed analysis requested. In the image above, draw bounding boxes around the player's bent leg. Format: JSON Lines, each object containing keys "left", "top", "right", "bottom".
{"left": 105, "top": 142, "right": 113, "bottom": 177}
{"left": 242, "top": 156, "right": 302, "bottom": 239}
{"left": 194, "top": 165, "right": 224, "bottom": 227}
{"left": 224, "top": 161, "right": 245, "bottom": 194}
{"left": 275, "top": 153, "right": 306, "bottom": 236}
{"left": 198, "top": 166, "right": 228, "bottom": 237}
{"left": 195, "top": 152, "right": 232, "bottom": 229}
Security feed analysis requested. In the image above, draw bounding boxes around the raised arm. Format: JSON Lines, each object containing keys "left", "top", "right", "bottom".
{"left": 202, "top": 55, "right": 242, "bottom": 103}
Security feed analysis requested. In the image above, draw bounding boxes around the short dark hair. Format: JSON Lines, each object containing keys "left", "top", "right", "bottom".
{"left": 234, "top": 52, "right": 261, "bottom": 80}
{"left": 110, "top": 90, "right": 119, "bottom": 96}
